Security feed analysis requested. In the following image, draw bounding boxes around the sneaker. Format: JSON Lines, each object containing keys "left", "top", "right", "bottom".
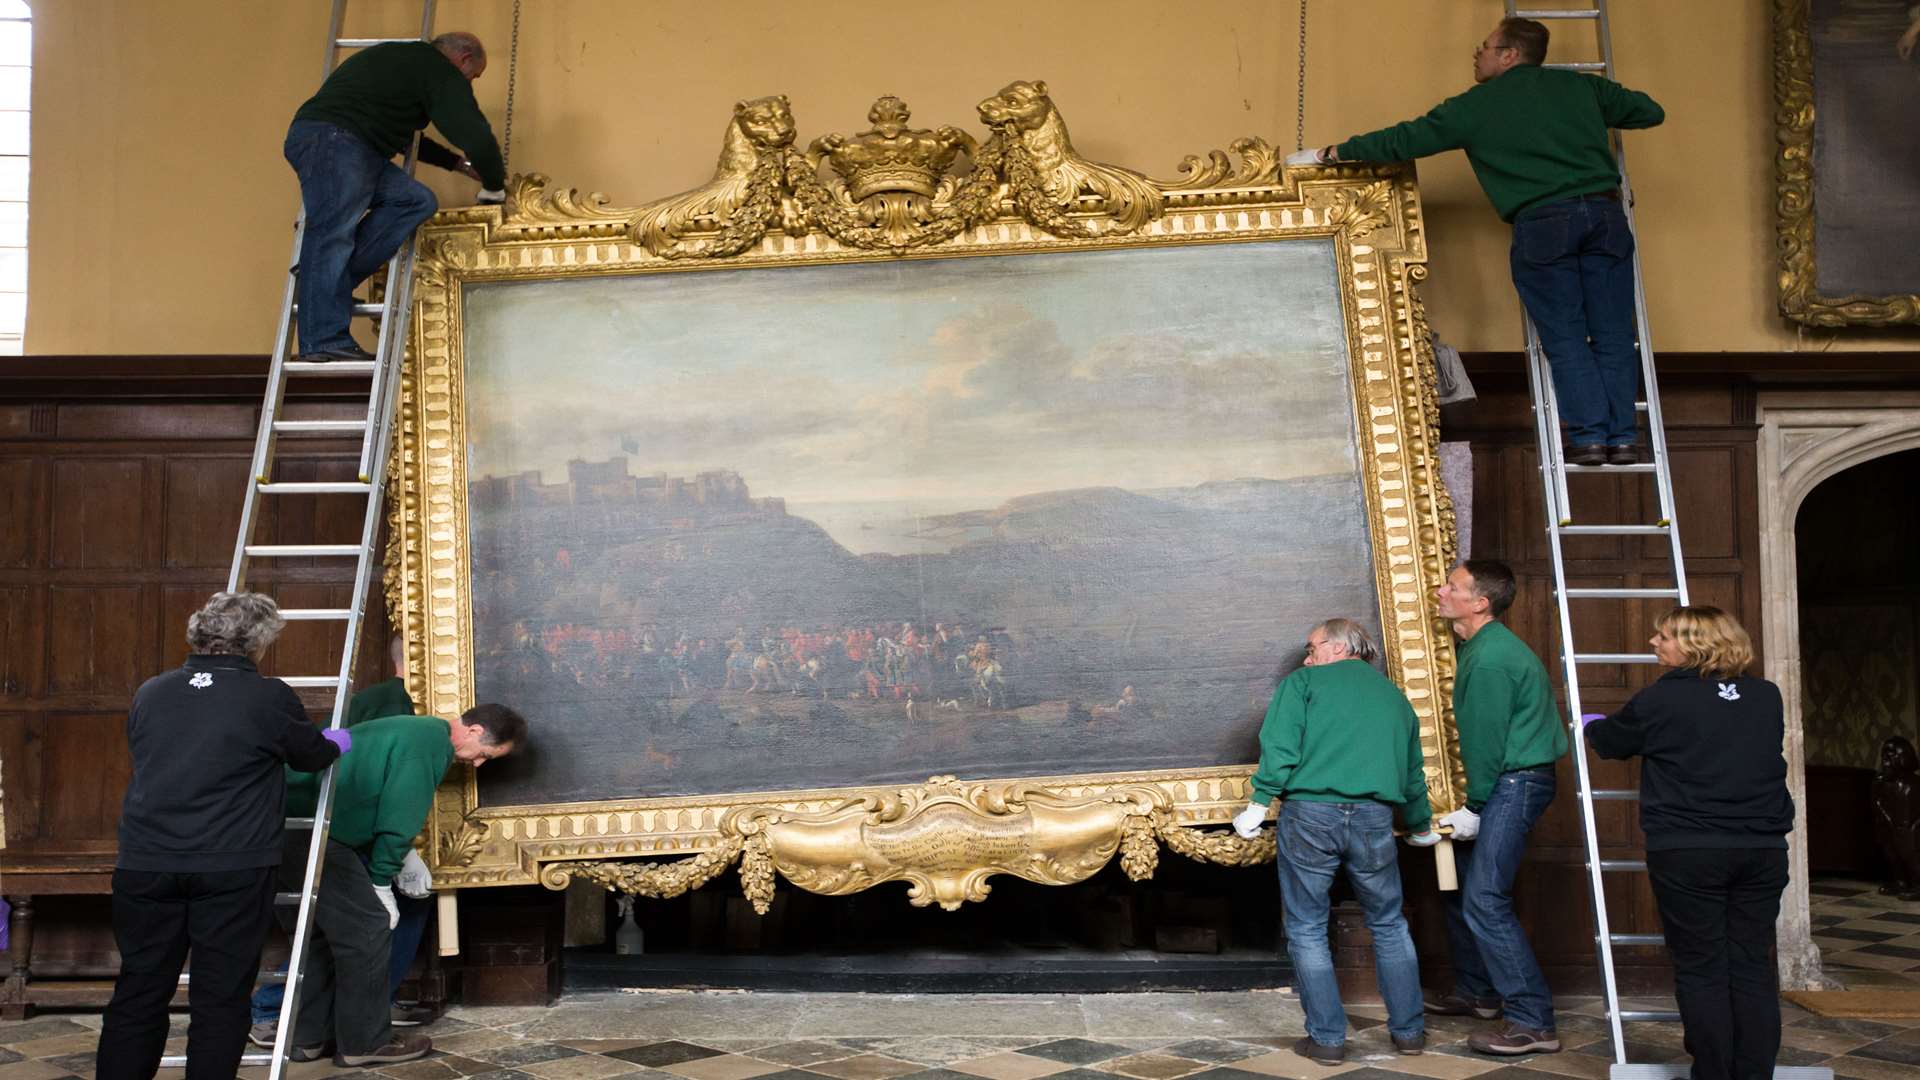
{"left": 294, "top": 343, "right": 378, "bottom": 363}
{"left": 335, "top": 1032, "right": 432, "bottom": 1067}
{"left": 1606, "top": 444, "right": 1641, "bottom": 465}
{"left": 248, "top": 1022, "right": 277, "bottom": 1048}
{"left": 1391, "top": 1031, "right": 1427, "bottom": 1055}
{"left": 1566, "top": 443, "right": 1608, "bottom": 467}
{"left": 1467, "top": 1026, "right": 1561, "bottom": 1055}
{"left": 1423, "top": 989, "right": 1502, "bottom": 1019}
{"left": 391, "top": 1001, "right": 438, "bottom": 1026}
{"left": 1289, "top": 1036, "right": 1346, "bottom": 1064}
{"left": 289, "top": 1042, "right": 334, "bottom": 1063}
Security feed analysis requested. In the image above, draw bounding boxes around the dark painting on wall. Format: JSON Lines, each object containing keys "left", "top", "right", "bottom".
{"left": 1807, "top": 0, "right": 1920, "bottom": 298}
{"left": 460, "top": 241, "right": 1380, "bottom": 807}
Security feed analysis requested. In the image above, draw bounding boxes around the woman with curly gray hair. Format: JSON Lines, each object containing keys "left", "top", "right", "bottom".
{"left": 97, "top": 592, "right": 349, "bottom": 1080}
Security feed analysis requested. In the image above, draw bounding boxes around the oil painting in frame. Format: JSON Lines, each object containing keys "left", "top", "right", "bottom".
{"left": 388, "top": 83, "right": 1463, "bottom": 911}
{"left": 1775, "top": 0, "right": 1920, "bottom": 325}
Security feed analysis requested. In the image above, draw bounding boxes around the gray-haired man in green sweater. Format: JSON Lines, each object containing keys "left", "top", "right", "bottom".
{"left": 281, "top": 704, "right": 526, "bottom": 1067}
{"left": 1289, "top": 16, "right": 1664, "bottom": 468}
{"left": 1231, "top": 619, "right": 1433, "bottom": 1063}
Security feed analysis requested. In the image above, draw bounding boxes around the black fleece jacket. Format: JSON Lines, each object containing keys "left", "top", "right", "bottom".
{"left": 1587, "top": 667, "right": 1794, "bottom": 851}
{"left": 116, "top": 654, "right": 341, "bottom": 872}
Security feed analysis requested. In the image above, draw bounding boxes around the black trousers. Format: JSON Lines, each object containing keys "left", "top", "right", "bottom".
{"left": 1645, "top": 846, "right": 1789, "bottom": 1080}
{"left": 280, "top": 838, "right": 394, "bottom": 1055}
{"left": 95, "top": 866, "right": 276, "bottom": 1080}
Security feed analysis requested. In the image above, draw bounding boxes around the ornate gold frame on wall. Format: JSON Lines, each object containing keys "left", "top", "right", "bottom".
{"left": 389, "top": 82, "right": 1463, "bottom": 909}
{"left": 1774, "top": 0, "right": 1920, "bottom": 325}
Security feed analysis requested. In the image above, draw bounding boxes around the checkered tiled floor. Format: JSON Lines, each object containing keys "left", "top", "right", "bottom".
{"left": 6, "top": 987, "right": 1920, "bottom": 1080}
{"left": 1812, "top": 877, "right": 1920, "bottom": 990}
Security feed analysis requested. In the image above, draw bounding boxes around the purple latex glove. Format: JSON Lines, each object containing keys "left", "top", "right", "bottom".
{"left": 322, "top": 729, "right": 353, "bottom": 754}
{"left": 1580, "top": 713, "right": 1606, "bottom": 726}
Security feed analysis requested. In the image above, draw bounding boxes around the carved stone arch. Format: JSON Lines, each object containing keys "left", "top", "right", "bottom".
{"left": 1756, "top": 398, "right": 1920, "bottom": 989}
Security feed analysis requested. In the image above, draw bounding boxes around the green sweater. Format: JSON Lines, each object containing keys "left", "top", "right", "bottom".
{"left": 1334, "top": 64, "right": 1664, "bottom": 221}
{"left": 293, "top": 41, "right": 506, "bottom": 189}
{"left": 345, "top": 677, "right": 417, "bottom": 728}
{"left": 1453, "top": 621, "right": 1567, "bottom": 810}
{"left": 287, "top": 714, "right": 453, "bottom": 886}
{"left": 1248, "top": 659, "right": 1432, "bottom": 831}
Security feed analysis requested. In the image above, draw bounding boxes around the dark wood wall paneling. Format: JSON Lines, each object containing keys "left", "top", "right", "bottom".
{"left": 0, "top": 359, "right": 389, "bottom": 1003}
{"left": 3, "top": 353, "right": 1917, "bottom": 1003}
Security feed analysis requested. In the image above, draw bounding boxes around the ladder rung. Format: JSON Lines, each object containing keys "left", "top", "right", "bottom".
{"left": 275, "top": 891, "right": 308, "bottom": 905}
{"left": 1557, "top": 525, "right": 1670, "bottom": 536}
{"left": 336, "top": 37, "right": 423, "bottom": 47}
{"left": 272, "top": 419, "right": 369, "bottom": 435}
{"left": 177, "top": 969, "right": 289, "bottom": 987}
{"left": 280, "top": 676, "right": 347, "bottom": 688}
{"left": 1609, "top": 933, "right": 1666, "bottom": 946}
{"left": 1561, "top": 587, "right": 1683, "bottom": 599}
{"left": 1547, "top": 61, "right": 1609, "bottom": 71}
{"left": 1575, "top": 652, "right": 1660, "bottom": 664}
{"left": 284, "top": 360, "right": 376, "bottom": 376}
{"left": 292, "top": 302, "right": 384, "bottom": 317}
{"left": 245, "top": 544, "right": 364, "bottom": 557}
{"left": 162, "top": 1053, "right": 279, "bottom": 1068}
{"left": 1565, "top": 462, "right": 1658, "bottom": 473}
{"left": 1600, "top": 859, "right": 1647, "bottom": 872}
{"left": 278, "top": 608, "right": 353, "bottom": 621}
{"left": 1613, "top": 1010, "right": 1683, "bottom": 1024}
{"left": 257, "top": 481, "right": 373, "bottom": 494}
{"left": 1589, "top": 789, "right": 1639, "bottom": 801}
{"left": 287, "top": 817, "right": 316, "bottom": 828}
{"left": 1514, "top": 8, "right": 1601, "bottom": 18}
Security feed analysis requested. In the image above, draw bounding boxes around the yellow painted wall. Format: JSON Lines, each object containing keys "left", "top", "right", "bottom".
{"left": 25, "top": 0, "right": 1916, "bottom": 354}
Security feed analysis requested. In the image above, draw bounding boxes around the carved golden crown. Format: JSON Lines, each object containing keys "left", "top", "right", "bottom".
{"left": 820, "top": 96, "right": 973, "bottom": 200}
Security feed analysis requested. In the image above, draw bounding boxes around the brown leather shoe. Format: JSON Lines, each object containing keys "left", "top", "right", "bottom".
{"left": 1391, "top": 1031, "right": 1427, "bottom": 1055}
{"left": 1567, "top": 444, "right": 1608, "bottom": 467}
{"left": 1467, "top": 1026, "right": 1561, "bottom": 1055}
{"left": 1423, "top": 989, "right": 1502, "bottom": 1019}
{"left": 334, "top": 1032, "right": 432, "bottom": 1067}
{"left": 1606, "top": 444, "right": 1641, "bottom": 465}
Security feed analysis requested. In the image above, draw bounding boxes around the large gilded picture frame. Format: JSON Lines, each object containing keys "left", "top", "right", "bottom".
{"left": 389, "top": 82, "right": 1463, "bottom": 909}
{"left": 1774, "top": 0, "right": 1920, "bottom": 326}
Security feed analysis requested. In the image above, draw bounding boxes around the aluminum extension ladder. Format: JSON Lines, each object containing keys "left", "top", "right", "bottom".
{"left": 156, "top": 2, "right": 437, "bottom": 1075}
{"left": 1501, "top": 5, "right": 1827, "bottom": 1079}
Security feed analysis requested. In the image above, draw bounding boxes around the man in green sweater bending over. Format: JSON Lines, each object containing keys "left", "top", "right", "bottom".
{"left": 1290, "top": 17, "right": 1663, "bottom": 468}
{"left": 282, "top": 703, "right": 527, "bottom": 1067}
{"left": 1231, "top": 619, "right": 1434, "bottom": 1064}
{"left": 1428, "top": 560, "right": 1567, "bottom": 1056}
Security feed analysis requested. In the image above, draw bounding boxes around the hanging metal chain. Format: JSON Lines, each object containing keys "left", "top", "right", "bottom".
{"left": 1295, "top": 0, "right": 1308, "bottom": 151}
{"left": 502, "top": 0, "right": 522, "bottom": 175}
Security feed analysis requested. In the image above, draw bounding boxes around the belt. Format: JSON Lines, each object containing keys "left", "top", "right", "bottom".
{"left": 1512, "top": 764, "right": 1556, "bottom": 775}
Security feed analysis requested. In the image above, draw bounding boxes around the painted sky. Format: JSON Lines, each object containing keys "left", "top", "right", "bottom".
{"left": 462, "top": 240, "right": 1354, "bottom": 504}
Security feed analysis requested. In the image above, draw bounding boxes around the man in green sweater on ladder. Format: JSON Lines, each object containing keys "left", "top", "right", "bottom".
{"left": 1231, "top": 618, "right": 1435, "bottom": 1064}
{"left": 1428, "top": 560, "right": 1568, "bottom": 1056}
{"left": 280, "top": 702, "right": 527, "bottom": 1068}
{"left": 1289, "top": 16, "right": 1664, "bottom": 468}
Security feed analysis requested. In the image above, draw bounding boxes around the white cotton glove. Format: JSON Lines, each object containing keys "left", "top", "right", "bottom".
{"left": 1405, "top": 829, "right": 1442, "bottom": 847}
{"left": 1284, "top": 147, "right": 1329, "bottom": 167}
{"left": 476, "top": 188, "right": 506, "bottom": 205}
{"left": 372, "top": 883, "right": 401, "bottom": 929}
{"left": 1232, "top": 801, "right": 1269, "bottom": 839}
{"left": 1438, "top": 807, "right": 1481, "bottom": 841}
{"left": 396, "top": 849, "right": 434, "bottom": 899}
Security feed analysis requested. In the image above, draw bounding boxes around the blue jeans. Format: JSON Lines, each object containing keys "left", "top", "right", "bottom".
{"left": 282, "top": 119, "right": 437, "bottom": 355}
{"left": 1509, "top": 194, "right": 1640, "bottom": 448}
{"left": 1442, "top": 768, "right": 1558, "bottom": 1032}
{"left": 252, "top": 892, "right": 430, "bottom": 1024}
{"left": 1275, "top": 800, "right": 1426, "bottom": 1047}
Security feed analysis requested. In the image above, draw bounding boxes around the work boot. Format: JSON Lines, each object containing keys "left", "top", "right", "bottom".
{"left": 1566, "top": 443, "right": 1608, "bottom": 467}
{"left": 335, "top": 1032, "right": 432, "bottom": 1067}
{"left": 1423, "top": 989, "right": 1502, "bottom": 1019}
{"left": 1607, "top": 444, "right": 1641, "bottom": 465}
{"left": 248, "top": 1022, "right": 277, "bottom": 1048}
{"left": 1391, "top": 1031, "right": 1427, "bottom": 1055}
{"left": 1468, "top": 1026, "right": 1561, "bottom": 1055}
{"left": 1289, "top": 1036, "right": 1345, "bottom": 1064}
{"left": 289, "top": 1041, "right": 334, "bottom": 1063}
{"left": 295, "top": 343, "right": 378, "bottom": 364}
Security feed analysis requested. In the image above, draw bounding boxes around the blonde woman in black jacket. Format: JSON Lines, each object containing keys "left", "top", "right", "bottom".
{"left": 1585, "top": 606, "right": 1793, "bottom": 1080}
